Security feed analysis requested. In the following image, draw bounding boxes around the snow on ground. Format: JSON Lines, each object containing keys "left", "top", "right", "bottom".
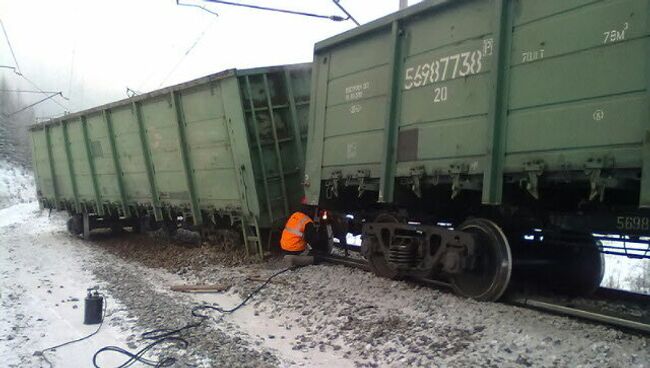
{"left": 0, "top": 203, "right": 137, "bottom": 368}
{"left": 0, "top": 160, "right": 36, "bottom": 210}
{"left": 603, "top": 254, "right": 650, "bottom": 294}
{"left": 1, "top": 202, "right": 648, "bottom": 367}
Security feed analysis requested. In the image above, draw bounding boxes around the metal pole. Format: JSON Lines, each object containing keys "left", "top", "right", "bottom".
{"left": 399, "top": 0, "right": 407, "bottom": 9}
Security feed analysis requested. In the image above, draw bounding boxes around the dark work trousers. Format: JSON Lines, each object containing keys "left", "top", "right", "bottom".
{"left": 282, "top": 249, "right": 308, "bottom": 256}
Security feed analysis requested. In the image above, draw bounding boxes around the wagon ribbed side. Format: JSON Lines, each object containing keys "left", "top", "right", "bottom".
{"left": 306, "top": 0, "right": 649, "bottom": 210}
{"left": 304, "top": 0, "right": 649, "bottom": 300}
{"left": 29, "top": 63, "right": 311, "bottom": 254}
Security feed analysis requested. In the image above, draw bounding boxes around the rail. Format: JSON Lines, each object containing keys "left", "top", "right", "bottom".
{"left": 316, "top": 254, "right": 650, "bottom": 335}
{"left": 507, "top": 296, "right": 650, "bottom": 334}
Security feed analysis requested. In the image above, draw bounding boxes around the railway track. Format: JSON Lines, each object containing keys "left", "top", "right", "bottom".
{"left": 316, "top": 253, "right": 370, "bottom": 271}
{"left": 316, "top": 254, "right": 650, "bottom": 335}
{"left": 506, "top": 292, "right": 650, "bottom": 335}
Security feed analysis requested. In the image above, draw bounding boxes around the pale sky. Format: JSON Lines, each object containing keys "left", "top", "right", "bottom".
{"left": 0, "top": 0, "right": 420, "bottom": 119}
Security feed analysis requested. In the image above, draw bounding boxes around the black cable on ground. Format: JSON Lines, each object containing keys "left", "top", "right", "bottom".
{"left": 34, "top": 295, "right": 108, "bottom": 368}
{"left": 92, "top": 266, "right": 295, "bottom": 368}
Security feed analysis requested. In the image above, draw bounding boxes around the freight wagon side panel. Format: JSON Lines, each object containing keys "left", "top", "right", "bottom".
{"left": 65, "top": 119, "right": 94, "bottom": 203}
{"left": 48, "top": 125, "right": 74, "bottom": 202}
{"left": 504, "top": 0, "right": 649, "bottom": 173}
{"left": 306, "top": 0, "right": 493, "bottom": 204}
{"left": 286, "top": 68, "right": 312, "bottom": 146}
{"left": 306, "top": 0, "right": 650, "bottom": 207}
{"left": 307, "top": 31, "right": 392, "bottom": 188}
{"left": 283, "top": 67, "right": 312, "bottom": 205}
{"left": 238, "top": 66, "right": 311, "bottom": 228}
{"left": 30, "top": 129, "right": 54, "bottom": 205}
{"left": 110, "top": 105, "right": 152, "bottom": 205}
{"left": 29, "top": 64, "right": 310, "bottom": 231}
{"left": 85, "top": 113, "right": 121, "bottom": 203}
{"left": 138, "top": 95, "right": 188, "bottom": 207}
{"left": 325, "top": 31, "right": 390, "bottom": 175}
{"left": 179, "top": 81, "right": 242, "bottom": 210}
{"left": 396, "top": 0, "right": 495, "bottom": 179}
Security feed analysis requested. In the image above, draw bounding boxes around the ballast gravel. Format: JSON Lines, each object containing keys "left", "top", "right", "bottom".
{"left": 93, "top": 231, "right": 649, "bottom": 367}
{"left": 2, "top": 206, "right": 649, "bottom": 367}
{"left": 196, "top": 263, "right": 649, "bottom": 368}
{"left": 90, "top": 265, "right": 278, "bottom": 367}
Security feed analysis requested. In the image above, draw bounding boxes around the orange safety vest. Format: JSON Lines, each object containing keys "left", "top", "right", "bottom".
{"left": 280, "top": 212, "right": 313, "bottom": 252}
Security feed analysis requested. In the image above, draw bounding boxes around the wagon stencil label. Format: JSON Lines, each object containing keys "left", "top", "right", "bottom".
{"left": 346, "top": 142, "right": 358, "bottom": 159}
{"left": 616, "top": 216, "right": 650, "bottom": 231}
{"left": 521, "top": 49, "right": 545, "bottom": 63}
{"left": 345, "top": 82, "right": 370, "bottom": 101}
{"left": 593, "top": 109, "right": 605, "bottom": 121}
{"left": 349, "top": 104, "right": 362, "bottom": 114}
{"left": 603, "top": 22, "right": 629, "bottom": 44}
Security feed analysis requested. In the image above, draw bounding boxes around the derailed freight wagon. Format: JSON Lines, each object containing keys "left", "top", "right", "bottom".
{"left": 29, "top": 64, "right": 311, "bottom": 256}
{"left": 305, "top": 0, "right": 650, "bottom": 300}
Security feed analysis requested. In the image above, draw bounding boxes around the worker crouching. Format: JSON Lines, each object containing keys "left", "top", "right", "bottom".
{"left": 280, "top": 208, "right": 316, "bottom": 255}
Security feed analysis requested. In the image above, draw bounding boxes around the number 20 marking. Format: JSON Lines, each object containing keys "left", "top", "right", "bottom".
{"left": 433, "top": 87, "right": 448, "bottom": 103}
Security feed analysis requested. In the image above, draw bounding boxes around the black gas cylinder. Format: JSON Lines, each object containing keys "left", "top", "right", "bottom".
{"left": 84, "top": 288, "right": 103, "bottom": 325}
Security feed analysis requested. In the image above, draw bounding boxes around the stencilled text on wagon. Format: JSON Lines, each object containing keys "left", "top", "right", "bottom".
{"left": 345, "top": 82, "right": 370, "bottom": 101}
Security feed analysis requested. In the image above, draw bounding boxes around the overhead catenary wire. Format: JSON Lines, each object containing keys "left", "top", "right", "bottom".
{"left": 18, "top": 74, "right": 70, "bottom": 111}
{"left": 0, "top": 17, "right": 70, "bottom": 113}
{"left": 137, "top": 1, "right": 219, "bottom": 92}
{"left": 157, "top": 17, "right": 218, "bottom": 88}
{"left": 13, "top": 73, "right": 70, "bottom": 114}
{"left": 200, "top": 0, "right": 350, "bottom": 22}
{"left": 125, "top": 87, "right": 140, "bottom": 97}
{"left": 67, "top": 39, "right": 77, "bottom": 100}
{"left": 332, "top": 0, "right": 360, "bottom": 26}
{"left": 156, "top": 0, "right": 358, "bottom": 91}
{"left": 0, "top": 89, "right": 62, "bottom": 94}
{"left": 0, "top": 19, "right": 21, "bottom": 73}
{"left": 0, "top": 65, "right": 20, "bottom": 74}
{"left": 2, "top": 92, "right": 63, "bottom": 117}
{"left": 176, "top": 0, "right": 220, "bottom": 16}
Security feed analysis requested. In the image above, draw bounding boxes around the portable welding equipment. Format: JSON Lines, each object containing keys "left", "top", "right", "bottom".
{"left": 84, "top": 287, "right": 104, "bottom": 325}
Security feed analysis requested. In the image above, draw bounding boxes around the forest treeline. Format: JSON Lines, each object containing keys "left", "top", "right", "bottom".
{"left": 0, "top": 76, "right": 35, "bottom": 167}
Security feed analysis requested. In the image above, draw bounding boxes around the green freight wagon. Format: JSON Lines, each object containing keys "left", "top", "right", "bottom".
{"left": 305, "top": 0, "right": 650, "bottom": 300}
{"left": 29, "top": 64, "right": 311, "bottom": 255}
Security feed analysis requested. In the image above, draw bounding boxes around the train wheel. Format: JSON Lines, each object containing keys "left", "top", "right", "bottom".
{"left": 131, "top": 217, "right": 143, "bottom": 234}
{"left": 311, "top": 223, "right": 334, "bottom": 255}
{"left": 111, "top": 223, "right": 124, "bottom": 234}
{"left": 569, "top": 240, "right": 605, "bottom": 295}
{"left": 366, "top": 213, "right": 402, "bottom": 280}
{"left": 66, "top": 215, "right": 83, "bottom": 235}
{"left": 544, "top": 237, "right": 605, "bottom": 296}
{"left": 163, "top": 220, "right": 178, "bottom": 237}
{"left": 451, "top": 218, "right": 512, "bottom": 302}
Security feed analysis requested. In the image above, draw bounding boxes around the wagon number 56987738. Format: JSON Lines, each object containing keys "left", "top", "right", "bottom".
{"left": 404, "top": 49, "right": 484, "bottom": 91}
